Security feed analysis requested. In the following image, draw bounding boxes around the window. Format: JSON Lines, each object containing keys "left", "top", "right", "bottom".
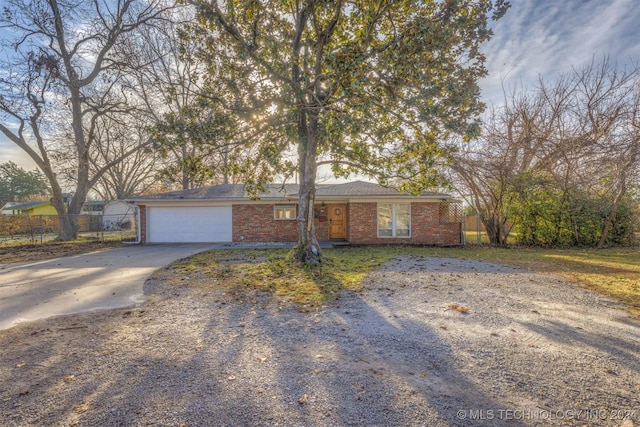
{"left": 274, "top": 205, "right": 296, "bottom": 220}
{"left": 378, "top": 203, "right": 410, "bottom": 237}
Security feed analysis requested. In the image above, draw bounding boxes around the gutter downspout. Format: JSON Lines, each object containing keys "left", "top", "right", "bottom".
{"left": 123, "top": 204, "right": 141, "bottom": 245}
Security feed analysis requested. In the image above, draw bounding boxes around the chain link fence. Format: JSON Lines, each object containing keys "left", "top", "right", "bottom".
{"left": 0, "top": 213, "right": 137, "bottom": 244}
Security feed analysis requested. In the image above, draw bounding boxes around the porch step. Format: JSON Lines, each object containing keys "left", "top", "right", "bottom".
{"left": 320, "top": 240, "right": 350, "bottom": 248}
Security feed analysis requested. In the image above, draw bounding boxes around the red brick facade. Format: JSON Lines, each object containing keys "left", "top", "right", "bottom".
{"left": 141, "top": 201, "right": 460, "bottom": 245}
{"left": 232, "top": 204, "right": 329, "bottom": 242}
{"left": 139, "top": 204, "right": 147, "bottom": 243}
{"left": 347, "top": 202, "right": 461, "bottom": 245}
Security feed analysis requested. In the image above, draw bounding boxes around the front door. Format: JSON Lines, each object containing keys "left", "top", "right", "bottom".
{"left": 328, "top": 204, "right": 346, "bottom": 239}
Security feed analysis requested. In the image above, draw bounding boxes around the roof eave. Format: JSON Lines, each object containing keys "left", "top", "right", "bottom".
{"left": 127, "top": 196, "right": 293, "bottom": 203}
{"left": 128, "top": 193, "right": 454, "bottom": 203}
{"left": 305, "top": 195, "right": 454, "bottom": 201}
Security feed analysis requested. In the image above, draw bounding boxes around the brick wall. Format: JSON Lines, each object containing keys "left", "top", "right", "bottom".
{"left": 348, "top": 202, "right": 461, "bottom": 246}
{"left": 434, "top": 222, "right": 463, "bottom": 246}
{"left": 139, "top": 201, "right": 459, "bottom": 245}
{"left": 315, "top": 205, "right": 329, "bottom": 241}
{"left": 140, "top": 205, "right": 147, "bottom": 243}
{"left": 232, "top": 204, "right": 329, "bottom": 242}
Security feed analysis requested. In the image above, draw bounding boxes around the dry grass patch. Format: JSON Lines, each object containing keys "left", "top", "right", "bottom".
{"left": 158, "top": 245, "right": 640, "bottom": 315}
{"left": 0, "top": 239, "right": 124, "bottom": 264}
{"left": 162, "top": 247, "right": 403, "bottom": 306}
{"left": 453, "top": 247, "right": 640, "bottom": 317}
{"left": 539, "top": 249, "right": 640, "bottom": 316}
{"left": 164, "top": 249, "right": 339, "bottom": 305}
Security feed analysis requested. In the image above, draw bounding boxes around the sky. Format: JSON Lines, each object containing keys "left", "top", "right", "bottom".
{"left": 1, "top": 0, "right": 639, "bottom": 172}
{"left": 480, "top": 0, "right": 640, "bottom": 104}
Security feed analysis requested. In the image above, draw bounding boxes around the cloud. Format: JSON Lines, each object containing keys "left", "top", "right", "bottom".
{"left": 480, "top": 0, "right": 640, "bottom": 103}
{"left": 0, "top": 143, "right": 38, "bottom": 170}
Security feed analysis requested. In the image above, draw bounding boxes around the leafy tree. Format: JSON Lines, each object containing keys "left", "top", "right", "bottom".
{"left": 150, "top": 99, "right": 282, "bottom": 189}
{"left": 0, "top": 0, "right": 171, "bottom": 240}
{"left": 0, "top": 161, "right": 50, "bottom": 207}
{"left": 510, "top": 184, "right": 636, "bottom": 247}
{"left": 188, "top": 0, "right": 509, "bottom": 263}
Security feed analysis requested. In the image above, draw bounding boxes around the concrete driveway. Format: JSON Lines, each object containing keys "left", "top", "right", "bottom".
{"left": 0, "top": 244, "right": 219, "bottom": 330}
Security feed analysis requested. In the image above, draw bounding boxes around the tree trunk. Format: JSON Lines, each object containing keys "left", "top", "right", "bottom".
{"left": 48, "top": 180, "right": 78, "bottom": 240}
{"left": 57, "top": 213, "right": 79, "bottom": 241}
{"left": 295, "top": 109, "right": 322, "bottom": 265}
{"left": 597, "top": 155, "right": 634, "bottom": 249}
{"left": 57, "top": 83, "right": 90, "bottom": 241}
{"left": 482, "top": 213, "right": 509, "bottom": 246}
{"left": 597, "top": 185, "right": 626, "bottom": 248}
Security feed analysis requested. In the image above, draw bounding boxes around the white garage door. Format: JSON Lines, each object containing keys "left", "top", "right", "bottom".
{"left": 148, "top": 206, "right": 232, "bottom": 243}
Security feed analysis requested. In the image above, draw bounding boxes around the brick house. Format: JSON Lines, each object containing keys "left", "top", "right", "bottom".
{"left": 127, "top": 181, "right": 462, "bottom": 245}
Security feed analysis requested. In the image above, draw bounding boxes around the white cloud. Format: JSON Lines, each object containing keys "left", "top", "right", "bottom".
{"left": 480, "top": 0, "right": 640, "bottom": 103}
{"left": 0, "top": 142, "right": 38, "bottom": 169}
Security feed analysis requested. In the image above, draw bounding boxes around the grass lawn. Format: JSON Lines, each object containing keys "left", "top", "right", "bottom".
{"left": 165, "top": 245, "right": 640, "bottom": 317}
{"left": 2, "top": 236, "right": 637, "bottom": 317}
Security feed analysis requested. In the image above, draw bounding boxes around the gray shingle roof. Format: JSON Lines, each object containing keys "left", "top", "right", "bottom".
{"left": 313, "top": 181, "right": 443, "bottom": 197}
{"left": 129, "top": 181, "right": 450, "bottom": 201}
{"left": 130, "top": 183, "right": 299, "bottom": 201}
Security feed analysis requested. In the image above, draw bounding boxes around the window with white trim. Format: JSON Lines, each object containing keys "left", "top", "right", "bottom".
{"left": 377, "top": 203, "right": 410, "bottom": 237}
{"left": 274, "top": 205, "right": 296, "bottom": 220}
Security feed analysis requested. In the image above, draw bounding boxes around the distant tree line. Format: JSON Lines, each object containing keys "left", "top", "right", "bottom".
{"left": 0, "top": 162, "right": 50, "bottom": 208}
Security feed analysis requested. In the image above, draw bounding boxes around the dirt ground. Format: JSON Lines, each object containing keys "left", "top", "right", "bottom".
{"left": 0, "top": 241, "right": 123, "bottom": 265}
{"left": 0, "top": 256, "right": 638, "bottom": 426}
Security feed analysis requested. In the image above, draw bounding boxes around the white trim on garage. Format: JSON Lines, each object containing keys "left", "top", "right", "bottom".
{"left": 147, "top": 206, "right": 232, "bottom": 243}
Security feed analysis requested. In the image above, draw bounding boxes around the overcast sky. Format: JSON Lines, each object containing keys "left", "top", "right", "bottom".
{"left": 1, "top": 0, "right": 639, "bottom": 171}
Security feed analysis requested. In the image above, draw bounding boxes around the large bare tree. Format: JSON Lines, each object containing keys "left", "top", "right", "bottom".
{"left": 451, "top": 77, "right": 573, "bottom": 245}
{"left": 125, "top": 5, "right": 213, "bottom": 190}
{"left": 0, "top": 0, "right": 171, "bottom": 239}
{"left": 88, "top": 115, "right": 161, "bottom": 200}
{"left": 451, "top": 58, "right": 640, "bottom": 247}
{"left": 573, "top": 60, "right": 640, "bottom": 247}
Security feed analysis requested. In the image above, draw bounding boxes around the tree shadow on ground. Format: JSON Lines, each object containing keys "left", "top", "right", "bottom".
{"left": 0, "top": 263, "right": 508, "bottom": 426}
{"left": 1, "top": 255, "right": 639, "bottom": 426}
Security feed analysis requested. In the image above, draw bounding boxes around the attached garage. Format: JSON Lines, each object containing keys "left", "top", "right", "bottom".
{"left": 129, "top": 182, "right": 462, "bottom": 246}
{"left": 147, "top": 206, "right": 232, "bottom": 243}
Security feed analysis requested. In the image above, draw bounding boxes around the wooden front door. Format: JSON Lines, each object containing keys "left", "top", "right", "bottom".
{"left": 328, "top": 204, "right": 346, "bottom": 239}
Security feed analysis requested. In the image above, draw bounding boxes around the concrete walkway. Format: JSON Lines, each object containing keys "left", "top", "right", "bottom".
{"left": 0, "top": 244, "right": 219, "bottom": 330}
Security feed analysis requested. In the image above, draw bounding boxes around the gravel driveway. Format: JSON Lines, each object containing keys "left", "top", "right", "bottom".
{"left": 0, "top": 255, "right": 638, "bottom": 426}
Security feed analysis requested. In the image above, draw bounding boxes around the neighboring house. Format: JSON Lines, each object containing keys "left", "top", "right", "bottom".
{"left": 127, "top": 181, "right": 462, "bottom": 246}
{"left": 79, "top": 200, "right": 135, "bottom": 230}
{"left": 0, "top": 201, "right": 57, "bottom": 216}
{"left": 102, "top": 200, "right": 136, "bottom": 230}
{"left": 82, "top": 200, "right": 105, "bottom": 215}
{"left": 1, "top": 193, "right": 74, "bottom": 216}
{"left": 0, "top": 202, "right": 18, "bottom": 215}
